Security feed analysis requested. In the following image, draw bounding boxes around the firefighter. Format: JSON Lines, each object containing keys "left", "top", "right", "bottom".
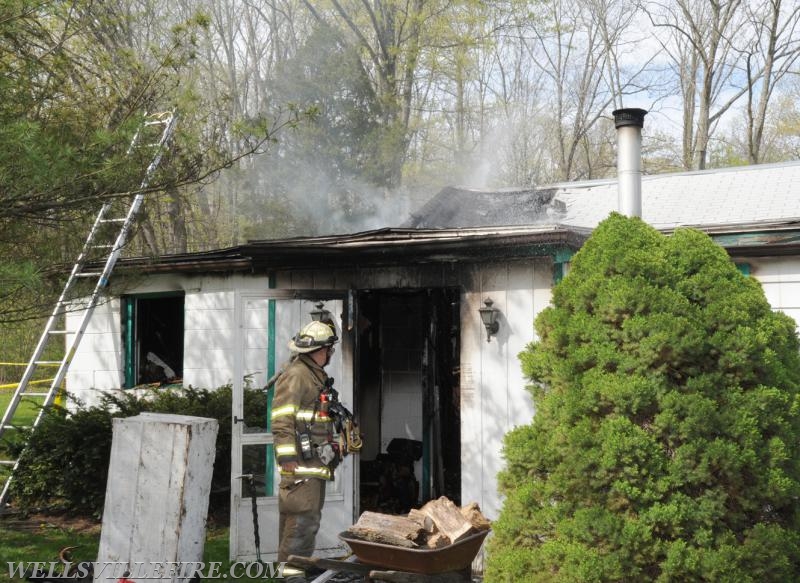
{"left": 271, "top": 320, "right": 340, "bottom": 578}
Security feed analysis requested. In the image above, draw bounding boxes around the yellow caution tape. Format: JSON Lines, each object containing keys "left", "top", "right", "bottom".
{"left": 0, "top": 362, "right": 60, "bottom": 367}
{"left": 0, "top": 378, "right": 55, "bottom": 391}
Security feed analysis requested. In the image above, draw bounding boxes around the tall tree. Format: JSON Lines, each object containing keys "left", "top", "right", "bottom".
{"left": 739, "top": 0, "right": 800, "bottom": 164}
{"left": 645, "top": 0, "right": 750, "bottom": 170}
{"left": 0, "top": 0, "right": 285, "bottom": 320}
{"left": 237, "top": 23, "right": 390, "bottom": 237}
{"left": 300, "top": 0, "right": 445, "bottom": 189}
{"left": 510, "top": 0, "right": 657, "bottom": 181}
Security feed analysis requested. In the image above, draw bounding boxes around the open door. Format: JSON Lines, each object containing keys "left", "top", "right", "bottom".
{"left": 230, "top": 291, "right": 355, "bottom": 561}
{"left": 355, "top": 289, "right": 460, "bottom": 514}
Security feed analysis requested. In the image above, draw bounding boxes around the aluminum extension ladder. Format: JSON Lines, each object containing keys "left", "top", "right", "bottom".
{"left": 0, "top": 111, "right": 178, "bottom": 507}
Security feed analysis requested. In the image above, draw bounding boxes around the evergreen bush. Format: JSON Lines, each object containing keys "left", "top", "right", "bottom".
{"left": 6, "top": 384, "right": 267, "bottom": 517}
{"left": 486, "top": 214, "right": 800, "bottom": 582}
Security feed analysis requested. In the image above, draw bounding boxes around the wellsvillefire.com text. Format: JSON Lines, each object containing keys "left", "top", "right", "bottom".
{"left": 8, "top": 561, "right": 289, "bottom": 580}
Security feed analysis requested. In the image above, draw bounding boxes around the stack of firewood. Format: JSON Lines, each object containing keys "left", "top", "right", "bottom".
{"left": 345, "top": 497, "right": 490, "bottom": 549}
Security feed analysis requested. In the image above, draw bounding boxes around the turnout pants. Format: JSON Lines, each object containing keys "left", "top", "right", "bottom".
{"left": 278, "top": 477, "right": 327, "bottom": 563}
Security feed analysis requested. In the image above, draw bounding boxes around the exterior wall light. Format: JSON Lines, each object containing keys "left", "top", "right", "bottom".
{"left": 478, "top": 297, "right": 500, "bottom": 342}
{"left": 309, "top": 301, "right": 331, "bottom": 322}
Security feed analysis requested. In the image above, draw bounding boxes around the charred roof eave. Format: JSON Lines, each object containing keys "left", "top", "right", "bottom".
{"left": 113, "top": 246, "right": 253, "bottom": 274}
{"left": 111, "top": 222, "right": 800, "bottom": 276}
{"left": 244, "top": 226, "right": 585, "bottom": 270}
{"left": 114, "top": 226, "right": 586, "bottom": 274}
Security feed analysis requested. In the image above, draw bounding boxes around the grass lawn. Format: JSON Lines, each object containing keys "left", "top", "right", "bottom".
{"left": 0, "top": 391, "right": 42, "bottom": 427}
{"left": 0, "top": 391, "right": 44, "bottom": 487}
{"left": 0, "top": 521, "right": 282, "bottom": 583}
{"left": 0, "top": 391, "right": 45, "bottom": 445}
{"left": 1, "top": 522, "right": 101, "bottom": 583}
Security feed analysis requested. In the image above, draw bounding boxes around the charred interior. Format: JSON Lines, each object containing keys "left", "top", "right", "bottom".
{"left": 122, "top": 294, "right": 184, "bottom": 387}
{"left": 356, "top": 288, "right": 461, "bottom": 515}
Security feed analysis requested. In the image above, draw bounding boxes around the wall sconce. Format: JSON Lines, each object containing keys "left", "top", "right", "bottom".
{"left": 309, "top": 301, "right": 331, "bottom": 322}
{"left": 478, "top": 297, "right": 500, "bottom": 342}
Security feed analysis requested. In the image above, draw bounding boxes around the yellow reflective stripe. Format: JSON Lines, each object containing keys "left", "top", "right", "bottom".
{"left": 294, "top": 466, "right": 331, "bottom": 479}
{"left": 295, "top": 409, "right": 332, "bottom": 422}
{"left": 279, "top": 466, "right": 332, "bottom": 478}
{"left": 275, "top": 444, "right": 296, "bottom": 455}
{"left": 295, "top": 409, "right": 316, "bottom": 421}
{"left": 271, "top": 404, "right": 298, "bottom": 419}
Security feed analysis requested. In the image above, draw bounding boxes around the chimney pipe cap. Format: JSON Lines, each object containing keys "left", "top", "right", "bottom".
{"left": 613, "top": 108, "right": 648, "bottom": 129}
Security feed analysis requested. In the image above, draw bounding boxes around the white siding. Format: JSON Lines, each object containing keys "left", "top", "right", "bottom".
{"left": 66, "top": 298, "right": 123, "bottom": 406}
{"left": 183, "top": 290, "right": 235, "bottom": 389}
{"left": 746, "top": 256, "right": 800, "bottom": 333}
{"left": 458, "top": 259, "right": 551, "bottom": 521}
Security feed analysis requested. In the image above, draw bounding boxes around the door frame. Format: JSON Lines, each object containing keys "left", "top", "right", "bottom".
{"left": 230, "top": 289, "right": 357, "bottom": 561}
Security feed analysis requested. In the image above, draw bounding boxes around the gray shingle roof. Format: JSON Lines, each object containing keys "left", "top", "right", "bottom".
{"left": 408, "top": 161, "right": 800, "bottom": 231}
{"left": 554, "top": 160, "right": 800, "bottom": 230}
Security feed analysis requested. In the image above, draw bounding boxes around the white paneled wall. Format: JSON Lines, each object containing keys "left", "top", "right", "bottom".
{"left": 459, "top": 258, "right": 552, "bottom": 520}
{"left": 66, "top": 298, "right": 123, "bottom": 406}
{"left": 748, "top": 256, "right": 800, "bottom": 333}
{"left": 183, "top": 290, "right": 235, "bottom": 389}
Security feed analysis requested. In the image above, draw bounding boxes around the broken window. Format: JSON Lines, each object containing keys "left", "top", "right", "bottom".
{"left": 122, "top": 293, "right": 184, "bottom": 388}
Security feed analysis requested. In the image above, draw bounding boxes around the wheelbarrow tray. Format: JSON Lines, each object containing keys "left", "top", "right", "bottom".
{"left": 338, "top": 529, "right": 489, "bottom": 574}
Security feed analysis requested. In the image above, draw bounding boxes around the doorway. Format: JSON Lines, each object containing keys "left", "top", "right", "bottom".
{"left": 230, "top": 292, "right": 354, "bottom": 561}
{"left": 355, "top": 288, "right": 461, "bottom": 514}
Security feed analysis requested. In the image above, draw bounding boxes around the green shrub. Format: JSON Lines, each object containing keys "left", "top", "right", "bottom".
{"left": 6, "top": 384, "right": 267, "bottom": 517}
{"left": 486, "top": 214, "right": 800, "bottom": 582}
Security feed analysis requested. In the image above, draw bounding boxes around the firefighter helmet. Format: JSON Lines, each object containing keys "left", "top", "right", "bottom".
{"left": 288, "top": 320, "right": 339, "bottom": 353}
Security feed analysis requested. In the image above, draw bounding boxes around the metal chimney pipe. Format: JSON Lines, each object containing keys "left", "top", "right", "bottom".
{"left": 612, "top": 108, "right": 648, "bottom": 218}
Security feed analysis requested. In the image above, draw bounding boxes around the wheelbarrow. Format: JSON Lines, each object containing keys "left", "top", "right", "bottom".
{"left": 288, "top": 529, "right": 489, "bottom": 582}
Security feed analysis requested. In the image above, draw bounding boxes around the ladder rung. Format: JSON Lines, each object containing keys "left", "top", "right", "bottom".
{"left": 1, "top": 425, "right": 31, "bottom": 430}
{"left": 34, "top": 360, "right": 61, "bottom": 365}
{"left": 48, "top": 330, "right": 68, "bottom": 334}
{"left": 23, "top": 392, "right": 50, "bottom": 397}
{"left": 91, "top": 244, "right": 115, "bottom": 249}
{"left": 99, "top": 218, "right": 126, "bottom": 223}
{"left": 0, "top": 460, "right": 18, "bottom": 467}
{"left": 74, "top": 272, "right": 103, "bottom": 277}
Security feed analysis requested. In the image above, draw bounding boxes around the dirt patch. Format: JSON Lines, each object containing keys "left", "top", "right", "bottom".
{"left": 1, "top": 510, "right": 101, "bottom": 535}
{"left": 2, "top": 505, "right": 229, "bottom": 534}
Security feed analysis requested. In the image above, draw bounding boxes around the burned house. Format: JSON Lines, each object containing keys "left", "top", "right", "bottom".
{"left": 65, "top": 158, "right": 800, "bottom": 561}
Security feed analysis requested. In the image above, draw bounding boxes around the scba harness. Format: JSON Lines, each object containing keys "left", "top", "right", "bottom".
{"left": 323, "top": 378, "right": 363, "bottom": 454}
{"left": 307, "top": 377, "right": 363, "bottom": 467}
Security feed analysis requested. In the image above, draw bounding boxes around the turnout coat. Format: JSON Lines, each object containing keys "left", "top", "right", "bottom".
{"left": 270, "top": 354, "right": 335, "bottom": 481}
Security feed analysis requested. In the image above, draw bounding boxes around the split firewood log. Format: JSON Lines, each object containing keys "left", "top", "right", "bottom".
{"left": 407, "top": 508, "right": 436, "bottom": 533}
{"left": 419, "top": 497, "right": 475, "bottom": 544}
{"left": 346, "top": 527, "right": 419, "bottom": 548}
{"left": 345, "top": 511, "right": 425, "bottom": 547}
{"left": 459, "top": 502, "right": 491, "bottom": 531}
{"left": 423, "top": 532, "right": 450, "bottom": 549}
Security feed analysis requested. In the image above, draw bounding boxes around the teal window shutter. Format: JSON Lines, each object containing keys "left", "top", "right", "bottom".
{"left": 553, "top": 247, "right": 575, "bottom": 284}
{"left": 123, "top": 297, "right": 135, "bottom": 389}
